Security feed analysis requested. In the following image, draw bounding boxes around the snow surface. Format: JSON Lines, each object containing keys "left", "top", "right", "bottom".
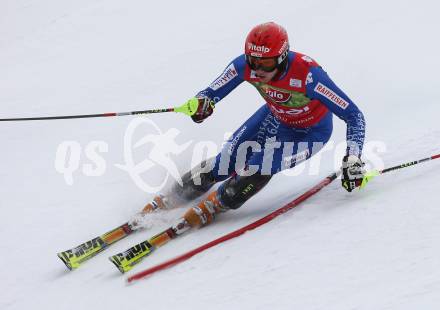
{"left": 1, "top": 0, "right": 440, "bottom": 309}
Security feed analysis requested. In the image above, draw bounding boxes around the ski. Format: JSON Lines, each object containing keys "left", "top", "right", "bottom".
{"left": 109, "top": 218, "right": 190, "bottom": 273}
{"left": 57, "top": 195, "right": 170, "bottom": 270}
{"left": 57, "top": 222, "right": 135, "bottom": 270}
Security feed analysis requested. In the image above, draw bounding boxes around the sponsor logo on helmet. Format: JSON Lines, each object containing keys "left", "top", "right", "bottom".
{"left": 247, "top": 43, "right": 271, "bottom": 54}
{"left": 314, "top": 82, "right": 349, "bottom": 109}
{"left": 209, "top": 63, "right": 238, "bottom": 91}
{"left": 264, "top": 88, "right": 291, "bottom": 104}
{"left": 278, "top": 40, "right": 289, "bottom": 54}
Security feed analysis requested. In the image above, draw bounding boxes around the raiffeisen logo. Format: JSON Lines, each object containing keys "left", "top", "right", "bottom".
{"left": 247, "top": 43, "right": 271, "bottom": 53}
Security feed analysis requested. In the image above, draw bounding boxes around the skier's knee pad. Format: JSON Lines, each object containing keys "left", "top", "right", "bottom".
{"left": 173, "top": 158, "right": 217, "bottom": 201}
{"left": 218, "top": 173, "right": 272, "bottom": 210}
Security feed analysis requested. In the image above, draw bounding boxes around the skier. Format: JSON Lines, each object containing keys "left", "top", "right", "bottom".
{"left": 142, "top": 22, "right": 366, "bottom": 233}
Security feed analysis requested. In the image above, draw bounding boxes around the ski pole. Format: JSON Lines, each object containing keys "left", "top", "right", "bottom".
{"left": 0, "top": 98, "right": 199, "bottom": 122}
{"left": 361, "top": 153, "right": 440, "bottom": 188}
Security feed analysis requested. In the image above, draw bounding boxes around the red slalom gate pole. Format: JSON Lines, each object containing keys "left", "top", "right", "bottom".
{"left": 127, "top": 171, "right": 340, "bottom": 284}
{"left": 126, "top": 152, "right": 440, "bottom": 283}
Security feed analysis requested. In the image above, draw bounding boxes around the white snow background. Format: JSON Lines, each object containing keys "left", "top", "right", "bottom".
{"left": 1, "top": 0, "right": 440, "bottom": 309}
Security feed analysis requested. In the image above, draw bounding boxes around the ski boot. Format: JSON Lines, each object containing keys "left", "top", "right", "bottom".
{"left": 182, "top": 191, "right": 228, "bottom": 229}
{"left": 141, "top": 194, "right": 169, "bottom": 213}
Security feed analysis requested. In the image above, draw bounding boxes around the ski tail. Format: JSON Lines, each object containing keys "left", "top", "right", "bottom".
{"left": 57, "top": 223, "right": 133, "bottom": 270}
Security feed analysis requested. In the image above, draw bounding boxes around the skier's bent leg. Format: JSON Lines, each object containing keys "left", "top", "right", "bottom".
{"left": 217, "top": 173, "right": 272, "bottom": 210}
{"left": 142, "top": 159, "right": 217, "bottom": 213}
{"left": 172, "top": 165, "right": 217, "bottom": 201}
{"left": 183, "top": 173, "right": 272, "bottom": 228}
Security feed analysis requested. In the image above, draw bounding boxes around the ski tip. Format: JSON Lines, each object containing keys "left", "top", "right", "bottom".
{"left": 108, "top": 256, "right": 127, "bottom": 274}
{"left": 57, "top": 252, "right": 74, "bottom": 271}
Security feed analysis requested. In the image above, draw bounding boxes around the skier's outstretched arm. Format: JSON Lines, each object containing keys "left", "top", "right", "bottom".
{"left": 186, "top": 55, "right": 247, "bottom": 123}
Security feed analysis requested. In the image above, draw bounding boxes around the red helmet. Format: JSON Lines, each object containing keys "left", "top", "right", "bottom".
{"left": 245, "top": 22, "right": 289, "bottom": 68}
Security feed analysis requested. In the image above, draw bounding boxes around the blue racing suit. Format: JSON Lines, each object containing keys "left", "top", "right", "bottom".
{"left": 196, "top": 51, "right": 365, "bottom": 180}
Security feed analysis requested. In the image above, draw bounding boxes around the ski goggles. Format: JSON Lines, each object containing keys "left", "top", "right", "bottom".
{"left": 246, "top": 55, "right": 278, "bottom": 72}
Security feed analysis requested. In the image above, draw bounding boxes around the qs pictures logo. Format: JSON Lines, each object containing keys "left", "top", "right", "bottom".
{"left": 54, "top": 118, "right": 193, "bottom": 193}
{"left": 115, "top": 118, "right": 192, "bottom": 193}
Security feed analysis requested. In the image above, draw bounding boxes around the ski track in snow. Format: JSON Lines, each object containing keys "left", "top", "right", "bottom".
{"left": 1, "top": 1, "right": 440, "bottom": 309}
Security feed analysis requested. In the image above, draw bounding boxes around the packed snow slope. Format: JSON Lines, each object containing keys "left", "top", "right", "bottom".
{"left": 1, "top": 0, "right": 440, "bottom": 309}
